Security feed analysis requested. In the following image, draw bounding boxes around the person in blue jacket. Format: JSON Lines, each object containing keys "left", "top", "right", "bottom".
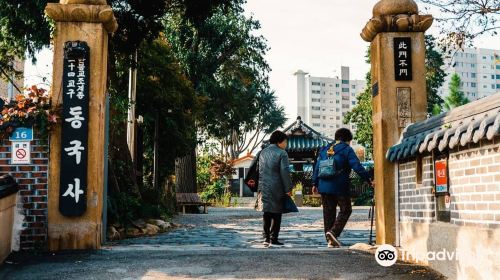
{"left": 312, "top": 128, "right": 373, "bottom": 248}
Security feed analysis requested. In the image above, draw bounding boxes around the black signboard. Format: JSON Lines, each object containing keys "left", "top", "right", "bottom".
{"left": 59, "top": 41, "right": 90, "bottom": 216}
{"left": 394, "top": 37, "right": 412, "bottom": 81}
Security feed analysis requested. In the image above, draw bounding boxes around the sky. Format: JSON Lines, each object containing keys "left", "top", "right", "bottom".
{"left": 25, "top": 0, "right": 500, "bottom": 121}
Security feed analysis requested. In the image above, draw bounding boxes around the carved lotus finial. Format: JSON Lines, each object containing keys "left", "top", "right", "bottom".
{"left": 373, "top": 0, "right": 418, "bottom": 17}
{"left": 361, "top": 0, "right": 432, "bottom": 42}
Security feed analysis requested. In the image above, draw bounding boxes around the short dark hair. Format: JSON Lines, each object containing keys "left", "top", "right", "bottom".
{"left": 269, "top": 130, "right": 288, "bottom": 144}
{"left": 335, "top": 128, "right": 353, "bottom": 142}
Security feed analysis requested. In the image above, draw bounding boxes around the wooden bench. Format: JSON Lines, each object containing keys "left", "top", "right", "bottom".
{"left": 176, "top": 193, "right": 210, "bottom": 214}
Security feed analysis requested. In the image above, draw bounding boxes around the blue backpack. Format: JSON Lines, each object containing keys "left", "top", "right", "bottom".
{"left": 317, "top": 143, "right": 348, "bottom": 179}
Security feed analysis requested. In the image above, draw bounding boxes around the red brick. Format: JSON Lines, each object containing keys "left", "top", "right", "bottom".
{"left": 32, "top": 184, "right": 47, "bottom": 190}
{"left": 32, "top": 159, "right": 48, "bottom": 164}
{"left": 31, "top": 196, "right": 45, "bottom": 202}
{"left": 0, "top": 159, "right": 9, "bottom": 165}
{"left": 38, "top": 166, "right": 48, "bottom": 171}
{"left": 18, "top": 178, "right": 35, "bottom": 185}
{"left": 0, "top": 166, "right": 16, "bottom": 172}
{"left": 29, "top": 222, "right": 44, "bottom": 228}
{"left": 38, "top": 190, "right": 47, "bottom": 196}
{"left": 36, "top": 203, "right": 47, "bottom": 209}
{"left": 18, "top": 166, "right": 34, "bottom": 171}
{"left": 23, "top": 203, "right": 34, "bottom": 209}
{"left": 37, "top": 178, "right": 48, "bottom": 184}
{"left": 19, "top": 190, "right": 33, "bottom": 196}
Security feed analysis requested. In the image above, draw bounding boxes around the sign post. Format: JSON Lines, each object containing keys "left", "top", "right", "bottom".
{"left": 45, "top": 0, "right": 117, "bottom": 251}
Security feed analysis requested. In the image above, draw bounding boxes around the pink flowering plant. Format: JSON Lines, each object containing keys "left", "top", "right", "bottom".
{"left": 0, "top": 85, "right": 60, "bottom": 139}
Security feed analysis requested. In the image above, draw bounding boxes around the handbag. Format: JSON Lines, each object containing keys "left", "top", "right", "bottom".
{"left": 284, "top": 195, "right": 298, "bottom": 213}
{"left": 317, "top": 144, "right": 348, "bottom": 179}
{"left": 244, "top": 151, "right": 261, "bottom": 192}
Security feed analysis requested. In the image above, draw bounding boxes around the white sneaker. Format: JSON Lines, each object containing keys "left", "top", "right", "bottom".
{"left": 326, "top": 232, "right": 341, "bottom": 247}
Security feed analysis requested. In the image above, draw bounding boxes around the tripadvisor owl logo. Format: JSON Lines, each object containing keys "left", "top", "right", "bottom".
{"left": 375, "top": 244, "right": 398, "bottom": 267}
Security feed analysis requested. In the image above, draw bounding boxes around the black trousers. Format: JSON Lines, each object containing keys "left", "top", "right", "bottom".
{"left": 321, "top": 194, "right": 352, "bottom": 238}
{"left": 263, "top": 212, "right": 282, "bottom": 241}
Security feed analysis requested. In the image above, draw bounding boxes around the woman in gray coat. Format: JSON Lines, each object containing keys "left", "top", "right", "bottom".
{"left": 253, "top": 130, "right": 293, "bottom": 247}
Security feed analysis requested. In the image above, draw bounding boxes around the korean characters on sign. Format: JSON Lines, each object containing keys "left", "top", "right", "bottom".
{"left": 393, "top": 37, "right": 412, "bottom": 81}
{"left": 59, "top": 41, "right": 90, "bottom": 217}
{"left": 434, "top": 158, "right": 448, "bottom": 193}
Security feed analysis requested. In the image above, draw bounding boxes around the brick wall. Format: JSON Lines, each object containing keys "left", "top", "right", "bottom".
{"left": 0, "top": 134, "right": 49, "bottom": 250}
{"left": 398, "top": 156, "right": 435, "bottom": 223}
{"left": 398, "top": 135, "right": 500, "bottom": 229}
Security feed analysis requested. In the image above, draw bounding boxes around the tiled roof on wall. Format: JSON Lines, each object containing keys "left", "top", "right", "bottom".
{"left": 387, "top": 93, "right": 500, "bottom": 162}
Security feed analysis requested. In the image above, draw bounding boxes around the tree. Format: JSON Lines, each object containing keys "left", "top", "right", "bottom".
{"left": 425, "top": 35, "right": 447, "bottom": 115}
{"left": 420, "top": 0, "right": 500, "bottom": 50}
{"left": 164, "top": 1, "right": 275, "bottom": 191}
{"left": 444, "top": 73, "right": 470, "bottom": 111}
{"left": 344, "top": 72, "right": 373, "bottom": 159}
{"left": 222, "top": 90, "right": 287, "bottom": 160}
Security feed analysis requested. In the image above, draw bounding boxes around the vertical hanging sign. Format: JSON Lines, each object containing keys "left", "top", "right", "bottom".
{"left": 394, "top": 37, "right": 412, "bottom": 81}
{"left": 59, "top": 41, "right": 90, "bottom": 216}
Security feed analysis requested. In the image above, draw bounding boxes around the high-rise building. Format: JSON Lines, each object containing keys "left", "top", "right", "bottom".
{"left": 295, "top": 66, "right": 365, "bottom": 139}
{"left": 0, "top": 59, "right": 25, "bottom": 101}
{"left": 438, "top": 48, "right": 500, "bottom": 101}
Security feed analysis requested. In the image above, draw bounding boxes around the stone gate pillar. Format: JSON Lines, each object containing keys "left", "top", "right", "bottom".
{"left": 45, "top": 0, "right": 117, "bottom": 250}
{"left": 360, "top": 0, "right": 433, "bottom": 245}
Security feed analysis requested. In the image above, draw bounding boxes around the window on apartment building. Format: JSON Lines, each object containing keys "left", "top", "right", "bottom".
{"left": 492, "top": 75, "right": 495, "bottom": 80}
{"left": 497, "top": 84, "right": 500, "bottom": 89}
{"left": 483, "top": 85, "right": 487, "bottom": 88}
{"left": 311, "top": 82, "right": 321, "bottom": 86}
{"left": 497, "top": 65, "right": 500, "bottom": 69}
{"left": 312, "top": 115, "right": 320, "bottom": 119}
{"left": 336, "top": 108, "right": 340, "bottom": 112}
{"left": 471, "top": 82, "right": 477, "bottom": 87}
{"left": 471, "top": 63, "right": 475, "bottom": 68}
{"left": 311, "top": 98, "right": 321, "bottom": 102}
{"left": 471, "top": 73, "right": 476, "bottom": 78}
{"left": 336, "top": 100, "right": 340, "bottom": 104}
{"left": 336, "top": 116, "right": 340, "bottom": 120}
{"left": 497, "top": 75, "right": 500, "bottom": 79}
{"left": 342, "top": 80, "right": 349, "bottom": 84}
{"left": 483, "top": 75, "right": 487, "bottom": 79}
{"left": 492, "top": 84, "right": 496, "bottom": 89}
{"left": 336, "top": 92, "right": 340, "bottom": 96}
{"left": 351, "top": 85, "right": 356, "bottom": 89}
{"left": 312, "top": 106, "right": 321, "bottom": 110}
{"left": 352, "top": 101, "right": 356, "bottom": 105}
{"left": 482, "top": 56, "right": 487, "bottom": 59}
{"left": 322, "top": 116, "right": 326, "bottom": 119}
{"left": 342, "top": 88, "right": 349, "bottom": 92}
{"left": 335, "top": 84, "right": 340, "bottom": 87}
{"left": 351, "top": 93, "right": 356, "bottom": 97}
{"left": 342, "top": 104, "right": 349, "bottom": 109}
{"left": 322, "top": 83, "right": 325, "bottom": 86}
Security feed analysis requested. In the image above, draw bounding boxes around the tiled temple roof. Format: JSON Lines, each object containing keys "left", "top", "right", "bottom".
{"left": 387, "top": 93, "right": 500, "bottom": 162}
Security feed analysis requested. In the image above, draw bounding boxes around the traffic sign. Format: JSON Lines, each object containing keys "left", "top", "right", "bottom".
{"left": 9, "top": 127, "right": 34, "bottom": 141}
{"left": 12, "top": 141, "right": 31, "bottom": 164}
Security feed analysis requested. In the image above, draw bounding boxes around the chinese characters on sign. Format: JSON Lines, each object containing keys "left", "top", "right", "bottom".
{"left": 434, "top": 158, "right": 448, "bottom": 193}
{"left": 396, "top": 88, "right": 412, "bottom": 128}
{"left": 394, "top": 37, "right": 412, "bottom": 81}
{"left": 59, "top": 41, "right": 90, "bottom": 217}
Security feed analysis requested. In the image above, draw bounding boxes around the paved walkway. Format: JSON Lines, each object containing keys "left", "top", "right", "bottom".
{"left": 116, "top": 207, "right": 375, "bottom": 249}
{"left": 0, "top": 207, "right": 445, "bottom": 280}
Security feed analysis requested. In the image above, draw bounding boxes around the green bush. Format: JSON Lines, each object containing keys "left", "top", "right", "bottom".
{"left": 200, "top": 180, "right": 225, "bottom": 203}
{"left": 353, "top": 188, "right": 374, "bottom": 206}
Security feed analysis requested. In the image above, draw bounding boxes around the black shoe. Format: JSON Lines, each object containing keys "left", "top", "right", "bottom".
{"left": 270, "top": 240, "right": 284, "bottom": 247}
